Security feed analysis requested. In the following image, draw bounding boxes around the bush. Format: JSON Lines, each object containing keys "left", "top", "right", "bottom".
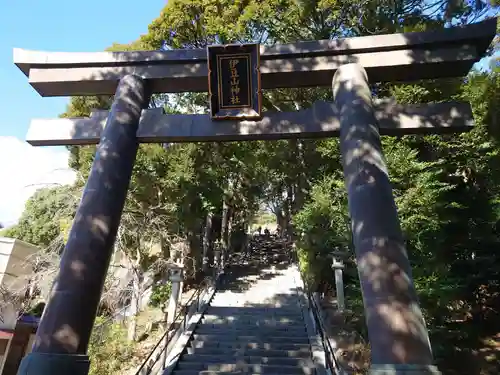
{"left": 149, "top": 282, "right": 172, "bottom": 309}
{"left": 293, "top": 175, "right": 350, "bottom": 291}
{"left": 88, "top": 317, "right": 134, "bottom": 375}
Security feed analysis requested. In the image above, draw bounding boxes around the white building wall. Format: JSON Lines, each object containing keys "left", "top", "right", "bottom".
{"left": 0, "top": 238, "right": 39, "bottom": 331}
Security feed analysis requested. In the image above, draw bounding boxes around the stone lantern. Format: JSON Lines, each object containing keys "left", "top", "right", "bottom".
{"left": 329, "top": 249, "right": 348, "bottom": 312}
{"left": 166, "top": 264, "right": 184, "bottom": 326}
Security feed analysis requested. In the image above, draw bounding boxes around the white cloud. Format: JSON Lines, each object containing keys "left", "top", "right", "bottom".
{"left": 0, "top": 137, "right": 77, "bottom": 227}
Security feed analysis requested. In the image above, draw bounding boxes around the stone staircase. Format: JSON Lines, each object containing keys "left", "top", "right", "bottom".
{"left": 167, "top": 238, "right": 324, "bottom": 375}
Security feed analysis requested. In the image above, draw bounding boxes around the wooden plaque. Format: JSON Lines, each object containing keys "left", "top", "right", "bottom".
{"left": 207, "top": 43, "right": 262, "bottom": 120}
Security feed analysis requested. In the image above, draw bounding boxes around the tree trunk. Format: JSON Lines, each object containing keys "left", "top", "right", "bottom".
{"left": 285, "top": 185, "right": 293, "bottom": 239}
{"left": 221, "top": 198, "right": 230, "bottom": 250}
{"left": 227, "top": 207, "right": 234, "bottom": 253}
{"left": 294, "top": 140, "right": 306, "bottom": 213}
{"left": 275, "top": 208, "right": 286, "bottom": 237}
{"left": 242, "top": 220, "right": 249, "bottom": 253}
{"left": 202, "top": 213, "right": 213, "bottom": 272}
{"left": 186, "top": 230, "right": 202, "bottom": 280}
{"left": 127, "top": 265, "right": 141, "bottom": 342}
{"left": 160, "top": 236, "right": 170, "bottom": 260}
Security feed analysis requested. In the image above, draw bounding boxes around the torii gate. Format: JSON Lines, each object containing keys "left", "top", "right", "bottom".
{"left": 13, "top": 18, "right": 497, "bottom": 375}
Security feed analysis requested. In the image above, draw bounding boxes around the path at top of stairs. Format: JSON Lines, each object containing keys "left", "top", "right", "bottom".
{"left": 212, "top": 239, "right": 303, "bottom": 308}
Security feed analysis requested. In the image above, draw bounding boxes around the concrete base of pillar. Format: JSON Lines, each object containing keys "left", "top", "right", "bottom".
{"left": 369, "top": 364, "right": 441, "bottom": 375}
{"left": 17, "top": 352, "right": 90, "bottom": 375}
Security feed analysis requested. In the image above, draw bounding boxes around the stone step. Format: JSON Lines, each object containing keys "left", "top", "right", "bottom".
{"left": 176, "top": 361, "right": 314, "bottom": 374}
{"left": 206, "top": 310, "right": 302, "bottom": 316}
{"left": 208, "top": 300, "right": 301, "bottom": 306}
{"left": 181, "top": 353, "right": 314, "bottom": 367}
{"left": 170, "top": 244, "right": 317, "bottom": 375}
{"left": 174, "top": 372, "right": 309, "bottom": 375}
{"left": 205, "top": 306, "right": 302, "bottom": 311}
{"left": 186, "top": 347, "right": 313, "bottom": 358}
{"left": 203, "top": 307, "right": 303, "bottom": 318}
{"left": 202, "top": 314, "right": 304, "bottom": 322}
{"left": 211, "top": 295, "right": 300, "bottom": 301}
{"left": 208, "top": 304, "right": 302, "bottom": 311}
{"left": 202, "top": 317, "right": 305, "bottom": 325}
{"left": 193, "top": 334, "right": 310, "bottom": 343}
{"left": 208, "top": 299, "right": 301, "bottom": 305}
{"left": 190, "top": 339, "right": 311, "bottom": 351}
{"left": 195, "top": 325, "right": 307, "bottom": 335}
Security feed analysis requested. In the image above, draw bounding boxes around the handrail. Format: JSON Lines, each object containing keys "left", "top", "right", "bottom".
{"left": 134, "top": 275, "right": 215, "bottom": 375}
{"left": 307, "top": 291, "right": 345, "bottom": 375}
{"left": 291, "top": 245, "right": 345, "bottom": 375}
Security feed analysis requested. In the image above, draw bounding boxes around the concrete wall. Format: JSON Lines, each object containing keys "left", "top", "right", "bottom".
{"left": 0, "top": 238, "right": 39, "bottom": 331}
{"left": 0, "top": 239, "right": 18, "bottom": 331}
{"left": 0, "top": 239, "right": 13, "bottom": 286}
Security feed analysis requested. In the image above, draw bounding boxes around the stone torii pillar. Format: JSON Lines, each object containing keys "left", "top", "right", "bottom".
{"left": 17, "top": 75, "right": 151, "bottom": 375}
{"left": 333, "top": 63, "right": 439, "bottom": 375}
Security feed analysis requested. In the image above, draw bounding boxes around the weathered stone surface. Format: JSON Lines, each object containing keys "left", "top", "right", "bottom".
{"left": 13, "top": 18, "right": 496, "bottom": 96}
{"left": 26, "top": 100, "right": 473, "bottom": 146}
{"left": 334, "top": 63, "right": 434, "bottom": 368}
{"left": 30, "top": 75, "right": 151, "bottom": 356}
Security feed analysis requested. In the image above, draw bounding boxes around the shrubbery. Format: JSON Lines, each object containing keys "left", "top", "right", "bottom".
{"left": 88, "top": 317, "right": 134, "bottom": 375}
{"left": 149, "top": 282, "right": 172, "bottom": 309}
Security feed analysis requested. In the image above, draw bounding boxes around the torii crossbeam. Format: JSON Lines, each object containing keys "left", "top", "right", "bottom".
{"left": 14, "top": 18, "right": 494, "bottom": 96}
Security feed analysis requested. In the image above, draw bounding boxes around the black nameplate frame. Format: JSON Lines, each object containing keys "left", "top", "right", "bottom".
{"left": 207, "top": 43, "right": 262, "bottom": 120}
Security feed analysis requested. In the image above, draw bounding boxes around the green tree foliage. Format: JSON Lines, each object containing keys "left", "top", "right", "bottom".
{"left": 149, "top": 282, "right": 172, "bottom": 309}
{"left": 3, "top": 185, "right": 80, "bottom": 248}
{"left": 87, "top": 318, "right": 134, "bottom": 375}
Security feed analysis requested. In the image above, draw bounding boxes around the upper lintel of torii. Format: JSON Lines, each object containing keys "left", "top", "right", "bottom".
{"left": 13, "top": 18, "right": 497, "bottom": 97}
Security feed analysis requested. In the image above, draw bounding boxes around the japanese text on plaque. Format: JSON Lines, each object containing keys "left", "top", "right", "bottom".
{"left": 229, "top": 59, "right": 240, "bottom": 105}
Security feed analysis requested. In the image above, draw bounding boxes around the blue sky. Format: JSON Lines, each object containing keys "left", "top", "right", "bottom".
{"left": 0, "top": 0, "right": 166, "bottom": 226}
{"left": 0, "top": 0, "right": 166, "bottom": 140}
